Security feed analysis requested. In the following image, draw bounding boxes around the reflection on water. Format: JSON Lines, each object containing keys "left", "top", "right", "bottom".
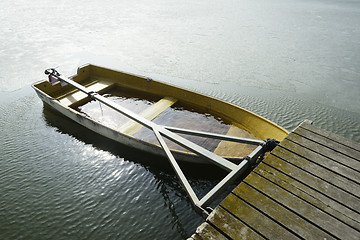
{"left": 41, "top": 103, "right": 239, "bottom": 237}
{"left": 43, "top": 103, "right": 231, "bottom": 181}
{"left": 77, "top": 95, "right": 156, "bottom": 131}
{"left": 1, "top": 90, "right": 214, "bottom": 239}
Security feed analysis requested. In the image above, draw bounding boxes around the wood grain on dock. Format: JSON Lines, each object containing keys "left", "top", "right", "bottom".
{"left": 189, "top": 120, "right": 360, "bottom": 240}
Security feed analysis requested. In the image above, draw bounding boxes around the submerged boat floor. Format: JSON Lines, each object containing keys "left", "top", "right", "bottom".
{"left": 72, "top": 85, "right": 258, "bottom": 158}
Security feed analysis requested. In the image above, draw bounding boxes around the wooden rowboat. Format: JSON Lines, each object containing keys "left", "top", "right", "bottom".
{"left": 32, "top": 64, "right": 288, "bottom": 164}
{"left": 33, "top": 64, "right": 289, "bottom": 213}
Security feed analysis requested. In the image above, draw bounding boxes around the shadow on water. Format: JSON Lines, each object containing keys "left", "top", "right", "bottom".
{"left": 41, "top": 103, "right": 245, "bottom": 234}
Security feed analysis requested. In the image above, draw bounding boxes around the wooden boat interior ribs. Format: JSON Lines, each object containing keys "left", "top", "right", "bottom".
{"left": 34, "top": 66, "right": 286, "bottom": 217}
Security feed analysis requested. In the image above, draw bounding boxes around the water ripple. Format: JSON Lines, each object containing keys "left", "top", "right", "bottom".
{"left": 200, "top": 83, "right": 360, "bottom": 142}
{"left": 1, "top": 90, "right": 201, "bottom": 240}
{"left": 1, "top": 86, "right": 358, "bottom": 240}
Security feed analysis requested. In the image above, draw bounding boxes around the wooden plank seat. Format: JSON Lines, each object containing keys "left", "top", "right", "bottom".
{"left": 213, "top": 124, "right": 259, "bottom": 158}
{"left": 119, "top": 96, "right": 177, "bottom": 135}
{"left": 58, "top": 79, "right": 114, "bottom": 107}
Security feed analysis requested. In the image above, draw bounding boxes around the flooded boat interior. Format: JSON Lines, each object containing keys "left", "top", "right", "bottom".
{"left": 63, "top": 79, "right": 259, "bottom": 158}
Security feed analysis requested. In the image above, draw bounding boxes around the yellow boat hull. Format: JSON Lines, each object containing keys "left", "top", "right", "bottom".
{"left": 32, "top": 64, "right": 288, "bottom": 163}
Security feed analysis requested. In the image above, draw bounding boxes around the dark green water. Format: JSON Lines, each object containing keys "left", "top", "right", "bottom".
{"left": 1, "top": 0, "right": 359, "bottom": 239}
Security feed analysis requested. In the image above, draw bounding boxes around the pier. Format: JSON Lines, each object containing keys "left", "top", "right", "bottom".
{"left": 189, "top": 120, "right": 360, "bottom": 239}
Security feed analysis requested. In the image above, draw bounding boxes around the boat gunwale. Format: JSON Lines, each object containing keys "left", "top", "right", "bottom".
{"left": 32, "top": 64, "right": 289, "bottom": 162}
{"left": 94, "top": 65, "right": 287, "bottom": 135}
{"left": 33, "top": 84, "right": 249, "bottom": 163}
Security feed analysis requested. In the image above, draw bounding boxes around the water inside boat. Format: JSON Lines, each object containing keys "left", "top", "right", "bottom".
{"left": 73, "top": 86, "right": 259, "bottom": 158}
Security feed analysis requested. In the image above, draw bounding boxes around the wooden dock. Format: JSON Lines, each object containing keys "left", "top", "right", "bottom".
{"left": 188, "top": 120, "right": 360, "bottom": 240}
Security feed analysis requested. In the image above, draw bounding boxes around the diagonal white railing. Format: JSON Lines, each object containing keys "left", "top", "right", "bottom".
{"left": 45, "top": 68, "right": 278, "bottom": 217}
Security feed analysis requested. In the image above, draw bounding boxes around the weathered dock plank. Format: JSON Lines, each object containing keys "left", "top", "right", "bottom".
{"left": 287, "top": 130, "right": 360, "bottom": 171}
{"left": 207, "top": 205, "right": 265, "bottom": 240}
{"left": 241, "top": 172, "right": 359, "bottom": 239}
{"left": 261, "top": 154, "right": 360, "bottom": 213}
{"left": 256, "top": 158, "right": 360, "bottom": 229}
{"left": 188, "top": 222, "right": 228, "bottom": 240}
{"left": 230, "top": 183, "right": 335, "bottom": 239}
{"left": 190, "top": 120, "right": 360, "bottom": 239}
{"left": 272, "top": 143, "right": 360, "bottom": 195}
{"left": 299, "top": 122, "right": 360, "bottom": 152}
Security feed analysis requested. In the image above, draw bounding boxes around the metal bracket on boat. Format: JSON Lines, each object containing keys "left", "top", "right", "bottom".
{"left": 263, "top": 138, "right": 280, "bottom": 152}
{"left": 87, "top": 91, "right": 97, "bottom": 100}
{"left": 45, "top": 68, "right": 69, "bottom": 87}
{"left": 45, "top": 68, "right": 60, "bottom": 85}
{"left": 44, "top": 69, "right": 279, "bottom": 218}
{"left": 254, "top": 138, "right": 279, "bottom": 164}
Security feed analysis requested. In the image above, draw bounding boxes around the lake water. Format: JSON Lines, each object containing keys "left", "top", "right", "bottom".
{"left": 1, "top": 0, "right": 359, "bottom": 239}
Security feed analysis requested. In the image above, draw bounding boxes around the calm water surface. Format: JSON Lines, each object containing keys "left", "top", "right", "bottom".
{"left": 1, "top": 0, "right": 359, "bottom": 239}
